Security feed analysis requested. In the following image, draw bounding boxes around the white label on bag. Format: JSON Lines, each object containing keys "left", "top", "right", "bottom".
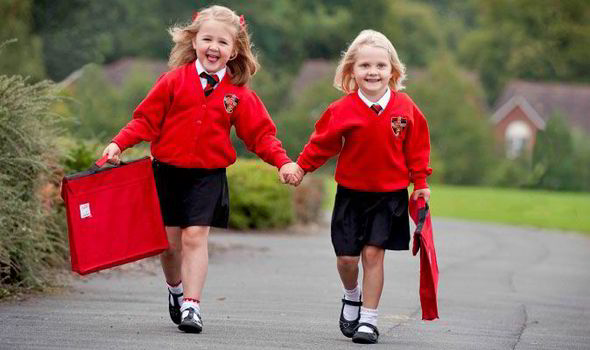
{"left": 80, "top": 203, "right": 91, "bottom": 219}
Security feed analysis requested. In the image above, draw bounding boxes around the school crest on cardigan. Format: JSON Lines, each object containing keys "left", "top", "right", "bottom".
{"left": 223, "top": 94, "right": 239, "bottom": 113}
{"left": 391, "top": 116, "right": 408, "bottom": 137}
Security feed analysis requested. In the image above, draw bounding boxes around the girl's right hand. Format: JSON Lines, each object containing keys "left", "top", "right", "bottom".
{"left": 102, "top": 143, "right": 122, "bottom": 165}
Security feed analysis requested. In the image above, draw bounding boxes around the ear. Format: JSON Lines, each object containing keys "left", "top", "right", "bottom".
{"left": 191, "top": 36, "right": 197, "bottom": 50}
{"left": 229, "top": 51, "right": 238, "bottom": 60}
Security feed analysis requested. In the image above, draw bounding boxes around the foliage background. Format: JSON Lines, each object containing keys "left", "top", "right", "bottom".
{"left": 1, "top": 0, "right": 589, "bottom": 296}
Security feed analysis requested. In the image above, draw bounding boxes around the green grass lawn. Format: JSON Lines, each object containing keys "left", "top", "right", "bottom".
{"left": 323, "top": 178, "right": 590, "bottom": 234}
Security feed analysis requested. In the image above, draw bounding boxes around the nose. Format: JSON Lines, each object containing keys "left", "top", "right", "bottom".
{"left": 208, "top": 41, "right": 219, "bottom": 52}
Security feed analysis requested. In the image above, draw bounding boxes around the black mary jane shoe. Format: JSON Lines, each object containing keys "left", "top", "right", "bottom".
{"left": 352, "top": 323, "right": 380, "bottom": 344}
{"left": 178, "top": 307, "right": 203, "bottom": 333}
{"left": 168, "top": 290, "right": 183, "bottom": 325}
{"left": 339, "top": 297, "right": 362, "bottom": 338}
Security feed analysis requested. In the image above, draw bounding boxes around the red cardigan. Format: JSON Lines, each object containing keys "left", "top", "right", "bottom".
{"left": 297, "top": 92, "right": 432, "bottom": 191}
{"left": 112, "top": 62, "right": 291, "bottom": 169}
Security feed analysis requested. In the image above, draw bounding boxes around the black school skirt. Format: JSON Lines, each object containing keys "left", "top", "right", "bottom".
{"left": 152, "top": 159, "right": 229, "bottom": 228}
{"left": 331, "top": 185, "right": 410, "bottom": 256}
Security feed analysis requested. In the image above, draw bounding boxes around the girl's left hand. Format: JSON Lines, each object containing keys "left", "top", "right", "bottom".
{"left": 279, "top": 162, "right": 304, "bottom": 186}
{"left": 412, "top": 188, "right": 431, "bottom": 202}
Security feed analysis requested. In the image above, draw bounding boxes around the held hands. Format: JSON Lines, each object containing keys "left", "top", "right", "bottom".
{"left": 102, "top": 143, "right": 122, "bottom": 165}
{"left": 279, "top": 162, "right": 305, "bottom": 187}
{"left": 411, "top": 188, "right": 431, "bottom": 202}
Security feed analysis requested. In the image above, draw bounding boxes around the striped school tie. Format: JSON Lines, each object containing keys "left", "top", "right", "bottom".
{"left": 370, "top": 104, "right": 383, "bottom": 115}
{"left": 200, "top": 72, "right": 220, "bottom": 97}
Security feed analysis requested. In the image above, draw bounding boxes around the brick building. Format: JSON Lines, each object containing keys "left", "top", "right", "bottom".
{"left": 491, "top": 80, "right": 590, "bottom": 159}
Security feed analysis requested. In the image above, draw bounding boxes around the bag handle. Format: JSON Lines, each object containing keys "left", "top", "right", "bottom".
{"left": 89, "top": 155, "right": 127, "bottom": 172}
{"left": 88, "top": 155, "right": 109, "bottom": 172}
{"left": 414, "top": 197, "right": 429, "bottom": 235}
{"left": 412, "top": 197, "right": 429, "bottom": 256}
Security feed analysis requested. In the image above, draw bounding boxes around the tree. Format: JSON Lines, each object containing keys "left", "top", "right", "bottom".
{"left": 0, "top": 0, "right": 45, "bottom": 79}
{"left": 460, "top": 0, "right": 590, "bottom": 102}
{"left": 407, "top": 55, "right": 496, "bottom": 185}
{"left": 272, "top": 76, "right": 343, "bottom": 161}
{"left": 60, "top": 63, "right": 157, "bottom": 141}
{"left": 33, "top": 0, "right": 175, "bottom": 81}
{"left": 531, "top": 115, "right": 577, "bottom": 191}
{"left": 383, "top": 0, "right": 445, "bottom": 67}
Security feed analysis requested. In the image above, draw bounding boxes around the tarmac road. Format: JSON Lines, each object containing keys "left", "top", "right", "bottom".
{"left": 1, "top": 217, "right": 589, "bottom": 349}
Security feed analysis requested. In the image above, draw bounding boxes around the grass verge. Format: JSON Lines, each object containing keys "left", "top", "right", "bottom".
{"left": 323, "top": 178, "right": 590, "bottom": 233}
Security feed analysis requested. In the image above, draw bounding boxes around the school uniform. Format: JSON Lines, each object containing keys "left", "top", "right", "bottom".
{"left": 297, "top": 88, "right": 432, "bottom": 255}
{"left": 112, "top": 60, "right": 291, "bottom": 228}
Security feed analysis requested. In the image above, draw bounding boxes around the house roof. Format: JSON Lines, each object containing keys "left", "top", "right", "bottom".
{"left": 290, "top": 59, "right": 335, "bottom": 97}
{"left": 102, "top": 57, "right": 169, "bottom": 87}
{"left": 492, "top": 80, "right": 590, "bottom": 133}
{"left": 59, "top": 57, "right": 169, "bottom": 90}
{"left": 491, "top": 95, "right": 546, "bottom": 129}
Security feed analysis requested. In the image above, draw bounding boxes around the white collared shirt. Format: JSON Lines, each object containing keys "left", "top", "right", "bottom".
{"left": 195, "top": 59, "right": 226, "bottom": 89}
{"left": 357, "top": 88, "right": 391, "bottom": 115}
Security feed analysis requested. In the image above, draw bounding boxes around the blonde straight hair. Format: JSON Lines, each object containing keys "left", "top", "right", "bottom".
{"left": 168, "top": 5, "right": 259, "bottom": 86}
{"left": 334, "top": 29, "right": 406, "bottom": 93}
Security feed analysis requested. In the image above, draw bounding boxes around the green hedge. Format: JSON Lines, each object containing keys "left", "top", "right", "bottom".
{"left": 227, "top": 159, "right": 294, "bottom": 230}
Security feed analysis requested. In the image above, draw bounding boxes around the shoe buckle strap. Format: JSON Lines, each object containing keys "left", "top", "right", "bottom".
{"left": 356, "top": 322, "right": 379, "bottom": 336}
{"left": 341, "top": 298, "right": 363, "bottom": 307}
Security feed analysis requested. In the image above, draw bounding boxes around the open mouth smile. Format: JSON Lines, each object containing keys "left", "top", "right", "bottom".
{"left": 206, "top": 53, "right": 220, "bottom": 63}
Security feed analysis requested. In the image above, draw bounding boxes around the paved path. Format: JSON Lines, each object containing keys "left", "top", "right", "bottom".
{"left": 1, "top": 218, "right": 590, "bottom": 349}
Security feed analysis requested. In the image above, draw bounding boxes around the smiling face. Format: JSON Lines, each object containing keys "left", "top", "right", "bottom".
{"left": 192, "top": 19, "right": 237, "bottom": 73}
{"left": 351, "top": 45, "right": 393, "bottom": 101}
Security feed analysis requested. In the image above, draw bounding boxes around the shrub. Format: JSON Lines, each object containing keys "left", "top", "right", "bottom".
{"left": 0, "top": 65, "right": 65, "bottom": 297}
{"left": 293, "top": 175, "right": 325, "bottom": 224}
{"left": 227, "top": 159, "right": 294, "bottom": 230}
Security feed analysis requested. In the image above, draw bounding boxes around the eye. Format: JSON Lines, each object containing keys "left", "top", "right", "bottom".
{"left": 377, "top": 64, "right": 386, "bottom": 69}
{"left": 359, "top": 63, "right": 369, "bottom": 68}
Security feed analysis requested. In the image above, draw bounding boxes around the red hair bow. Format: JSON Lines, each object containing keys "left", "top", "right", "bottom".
{"left": 192, "top": 11, "right": 199, "bottom": 21}
{"left": 239, "top": 15, "right": 245, "bottom": 26}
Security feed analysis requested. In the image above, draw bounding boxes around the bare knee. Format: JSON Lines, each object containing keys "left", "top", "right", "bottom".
{"left": 182, "top": 226, "right": 210, "bottom": 251}
{"left": 162, "top": 226, "right": 182, "bottom": 256}
{"left": 161, "top": 238, "right": 180, "bottom": 256}
{"left": 362, "top": 246, "right": 384, "bottom": 268}
{"left": 337, "top": 255, "right": 360, "bottom": 268}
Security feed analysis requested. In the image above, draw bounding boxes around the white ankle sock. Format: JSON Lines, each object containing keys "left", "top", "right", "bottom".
{"left": 181, "top": 300, "right": 200, "bottom": 313}
{"left": 358, "top": 307, "right": 378, "bottom": 333}
{"left": 342, "top": 285, "right": 361, "bottom": 321}
{"left": 167, "top": 282, "right": 183, "bottom": 306}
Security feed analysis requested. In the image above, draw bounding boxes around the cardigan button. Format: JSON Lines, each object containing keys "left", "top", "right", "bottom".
{"left": 201, "top": 104, "right": 206, "bottom": 109}
{"left": 196, "top": 120, "right": 202, "bottom": 125}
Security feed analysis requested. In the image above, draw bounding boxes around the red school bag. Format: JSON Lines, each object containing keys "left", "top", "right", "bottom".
{"left": 61, "top": 156, "right": 168, "bottom": 275}
{"left": 409, "top": 196, "right": 439, "bottom": 321}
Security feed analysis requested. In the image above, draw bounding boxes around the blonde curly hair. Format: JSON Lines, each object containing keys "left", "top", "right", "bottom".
{"left": 168, "top": 5, "right": 259, "bottom": 86}
{"left": 334, "top": 29, "right": 406, "bottom": 93}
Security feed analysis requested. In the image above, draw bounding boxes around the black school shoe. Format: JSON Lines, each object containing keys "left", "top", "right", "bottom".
{"left": 339, "top": 297, "right": 362, "bottom": 338}
{"left": 178, "top": 307, "right": 203, "bottom": 333}
{"left": 168, "top": 290, "right": 183, "bottom": 325}
{"left": 352, "top": 323, "right": 379, "bottom": 344}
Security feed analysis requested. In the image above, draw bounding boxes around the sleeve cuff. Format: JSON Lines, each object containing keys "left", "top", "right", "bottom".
{"left": 111, "top": 138, "right": 127, "bottom": 152}
{"left": 296, "top": 158, "right": 315, "bottom": 174}
{"left": 413, "top": 177, "right": 429, "bottom": 190}
{"left": 275, "top": 156, "right": 293, "bottom": 170}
